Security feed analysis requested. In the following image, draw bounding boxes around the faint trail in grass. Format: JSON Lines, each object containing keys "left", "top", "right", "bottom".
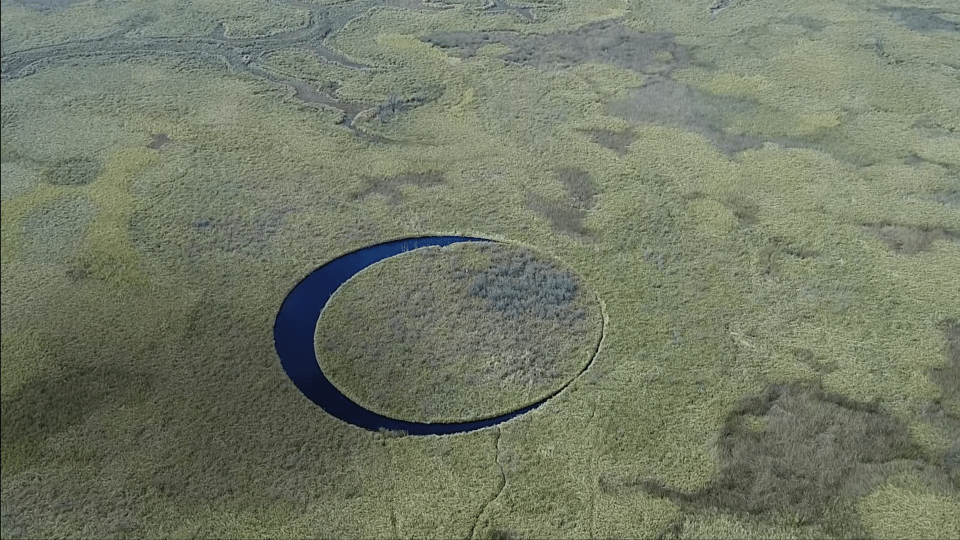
{"left": 469, "top": 428, "right": 506, "bottom": 540}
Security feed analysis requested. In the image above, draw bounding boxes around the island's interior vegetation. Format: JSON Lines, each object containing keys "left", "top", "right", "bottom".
{"left": 317, "top": 242, "right": 602, "bottom": 423}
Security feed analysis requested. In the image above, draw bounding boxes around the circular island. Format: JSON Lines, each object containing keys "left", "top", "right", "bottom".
{"left": 274, "top": 236, "right": 603, "bottom": 435}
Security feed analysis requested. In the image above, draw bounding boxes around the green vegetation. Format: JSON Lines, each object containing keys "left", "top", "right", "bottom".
{"left": 2, "top": 0, "right": 959, "bottom": 538}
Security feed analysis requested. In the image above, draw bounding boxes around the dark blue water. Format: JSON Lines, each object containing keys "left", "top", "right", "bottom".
{"left": 274, "top": 236, "right": 553, "bottom": 435}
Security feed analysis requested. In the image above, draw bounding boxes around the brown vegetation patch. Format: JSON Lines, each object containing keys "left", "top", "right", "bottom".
{"left": 585, "top": 129, "right": 636, "bottom": 155}
{"left": 147, "top": 133, "right": 172, "bottom": 150}
{"left": 351, "top": 171, "right": 445, "bottom": 206}
{"left": 187, "top": 207, "right": 297, "bottom": 258}
{"left": 756, "top": 237, "right": 816, "bottom": 278}
{"left": 880, "top": 6, "right": 960, "bottom": 33}
{"left": 557, "top": 167, "right": 598, "bottom": 209}
{"left": 1, "top": 362, "right": 153, "bottom": 475}
{"left": 372, "top": 87, "right": 444, "bottom": 124}
{"left": 608, "top": 79, "right": 795, "bottom": 156}
{"left": 723, "top": 196, "right": 759, "bottom": 227}
{"left": 526, "top": 167, "right": 599, "bottom": 239}
{"left": 793, "top": 347, "right": 836, "bottom": 375}
{"left": 7, "top": 0, "right": 81, "bottom": 12}
{"left": 601, "top": 383, "right": 953, "bottom": 537}
{"left": 926, "top": 319, "right": 960, "bottom": 488}
{"left": 908, "top": 187, "right": 960, "bottom": 209}
{"left": 41, "top": 156, "right": 101, "bottom": 186}
{"left": 423, "top": 19, "right": 688, "bottom": 75}
{"left": 931, "top": 189, "right": 960, "bottom": 208}
{"left": 482, "top": 0, "right": 535, "bottom": 21}
{"left": 930, "top": 319, "right": 960, "bottom": 402}
{"left": 933, "top": 319, "right": 960, "bottom": 402}
{"left": 864, "top": 222, "right": 959, "bottom": 254}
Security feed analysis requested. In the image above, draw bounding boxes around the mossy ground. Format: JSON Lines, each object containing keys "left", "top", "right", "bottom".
{"left": 2, "top": 0, "right": 959, "bottom": 538}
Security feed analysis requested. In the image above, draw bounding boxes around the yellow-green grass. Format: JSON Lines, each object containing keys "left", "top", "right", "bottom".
{"left": 2, "top": 0, "right": 959, "bottom": 538}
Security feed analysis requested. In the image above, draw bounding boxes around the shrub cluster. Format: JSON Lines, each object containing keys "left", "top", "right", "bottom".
{"left": 467, "top": 248, "right": 582, "bottom": 321}
{"left": 374, "top": 91, "right": 407, "bottom": 123}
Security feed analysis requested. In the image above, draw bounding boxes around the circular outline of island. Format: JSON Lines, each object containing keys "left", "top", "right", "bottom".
{"left": 273, "top": 236, "right": 604, "bottom": 435}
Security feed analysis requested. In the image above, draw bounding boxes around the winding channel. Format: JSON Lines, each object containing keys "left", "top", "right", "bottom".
{"left": 273, "top": 236, "right": 602, "bottom": 435}
{"left": 1, "top": 0, "right": 536, "bottom": 138}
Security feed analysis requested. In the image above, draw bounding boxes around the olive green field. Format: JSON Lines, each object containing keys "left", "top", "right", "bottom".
{"left": 1, "top": 0, "right": 958, "bottom": 538}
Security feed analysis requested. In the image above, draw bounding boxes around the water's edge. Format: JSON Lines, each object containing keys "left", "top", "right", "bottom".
{"left": 274, "top": 235, "right": 591, "bottom": 435}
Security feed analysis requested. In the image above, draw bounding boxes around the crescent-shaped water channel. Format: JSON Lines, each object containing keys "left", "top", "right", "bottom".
{"left": 273, "top": 236, "right": 603, "bottom": 435}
